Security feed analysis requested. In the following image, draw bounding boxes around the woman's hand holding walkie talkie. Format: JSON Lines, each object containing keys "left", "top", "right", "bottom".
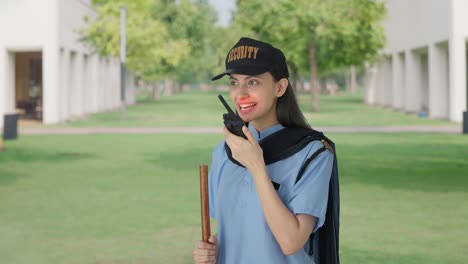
{"left": 218, "top": 95, "right": 264, "bottom": 171}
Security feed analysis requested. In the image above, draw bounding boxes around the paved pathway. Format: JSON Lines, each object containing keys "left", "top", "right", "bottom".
{"left": 18, "top": 125, "right": 462, "bottom": 135}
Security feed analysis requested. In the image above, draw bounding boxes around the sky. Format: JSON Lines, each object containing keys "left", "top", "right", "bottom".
{"left": 207, "top": 0, "right": 236, "bottom": 27}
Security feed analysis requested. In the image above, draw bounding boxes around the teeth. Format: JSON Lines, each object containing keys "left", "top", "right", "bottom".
{"left": 240, "top": 103, "right": 256, "bottom": 110}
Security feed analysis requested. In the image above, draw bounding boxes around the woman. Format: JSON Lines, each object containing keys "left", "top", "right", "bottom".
{"left": 193, "top": 37, "right": 334, "bottom": 264}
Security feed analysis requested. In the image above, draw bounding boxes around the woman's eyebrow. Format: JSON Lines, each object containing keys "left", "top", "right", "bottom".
{"left": 230, "top": 75, "right": 260, "bottom": 81}
{"left": 229, "top": 75, "right": 262, "bottom": 81}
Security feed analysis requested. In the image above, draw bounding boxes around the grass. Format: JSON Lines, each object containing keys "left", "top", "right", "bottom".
{"left": 33, "top": 89, "right": 457, "bottom": 128}
{"left": 300, "top": 94, "right": 456, "bottom": 127}
{"left": 1, "top": 133, "right": 468, "bottom": 263}
{"left": 3, "top": 89, "right": 466, "bottom": 263}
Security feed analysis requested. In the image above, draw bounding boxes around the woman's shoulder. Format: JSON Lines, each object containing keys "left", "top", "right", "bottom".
{"left": 212, "top": 140, "right": 227, "bottom": 157}
{"left": 299, "top": 135, "right": 334, "bottom": 161}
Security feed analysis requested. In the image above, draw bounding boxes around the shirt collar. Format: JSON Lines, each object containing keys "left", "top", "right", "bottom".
{"left": 248, "top": 123, "right": 285, "bottom": 141}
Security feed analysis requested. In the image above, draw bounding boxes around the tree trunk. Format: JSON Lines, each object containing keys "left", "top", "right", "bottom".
{"left": 152, "top": 83, "right": 160, "bottom": 101}
{"left": 350, "top": 65, "right": 357, "bottom": 94}
{"left": 174, "top": 81, "right": 178, "bottom": 94}
{"left": 309, "top": 41, "right": 320, "bottom": 112}
{"left": 291, "top": 65, "right": 298, "bottom": 93}
{"left": 175, "top": 82, "right": 182, "bottom": 93}
{"left": 345, "top": 68, "right": 351, "bottom": 93}
{"left": 364, "top": 62, "right": 377, "bottom": 104}
{"left": 164, "top": 78, "right": 173, "bottom": 96}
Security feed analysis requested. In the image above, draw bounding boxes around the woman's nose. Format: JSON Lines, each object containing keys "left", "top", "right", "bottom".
{"left": 237, "top": 83, "right": 249, "bottom": 96}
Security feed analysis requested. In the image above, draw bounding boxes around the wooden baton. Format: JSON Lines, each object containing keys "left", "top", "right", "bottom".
{"left": 199, "top": 164, "right": 211, "bottom": 243}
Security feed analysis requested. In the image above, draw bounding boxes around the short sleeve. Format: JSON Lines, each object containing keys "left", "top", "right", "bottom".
{"left": 208, "top": 163, "right": 217, "bottom": 219}
{"left": 288, "top": 145, "right": 334, "bottom": 232}
{"left": 208, "top": 142, "right": 224, "bottom": 220}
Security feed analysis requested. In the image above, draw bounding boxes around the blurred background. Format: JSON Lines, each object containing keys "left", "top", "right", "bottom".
{"left": 0, "top": 0, "right": 467, "bottom": 263}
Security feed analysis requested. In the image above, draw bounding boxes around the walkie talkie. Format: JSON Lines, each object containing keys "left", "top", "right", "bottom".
{"left": 218, "top": 95, "right": 247, "bottom": 139}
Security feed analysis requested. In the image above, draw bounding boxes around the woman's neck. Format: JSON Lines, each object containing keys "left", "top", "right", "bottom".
{"left": 250, "top": 119, "right": 280, "bottom": 133}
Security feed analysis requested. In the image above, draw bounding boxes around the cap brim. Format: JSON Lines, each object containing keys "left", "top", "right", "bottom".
{"left": 211, "top": 67, "right": 269, "bottom": 81}
{"left": 211, "top": 69, "right": 231, "bottom": 81}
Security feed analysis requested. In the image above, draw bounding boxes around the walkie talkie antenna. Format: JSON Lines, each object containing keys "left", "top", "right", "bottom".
{"left": 218, "top": 95, "right": 236, "bottom": 115}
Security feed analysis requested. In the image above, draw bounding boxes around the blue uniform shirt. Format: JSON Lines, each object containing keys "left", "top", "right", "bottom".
{"left": 209, "top": 123, "right": 334, "bottom": 264}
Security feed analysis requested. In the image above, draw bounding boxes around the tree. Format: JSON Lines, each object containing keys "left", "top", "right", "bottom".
{"left": 154, "top": 0, "right": 220, "bottom": 85}
{"left": 82, "top": 0, "right": 227, "bottom": 97}
{"left": 233, "top": 0, "right": 386, "bottom": 111}
{"left": 81, "top": 0, "right": 190, "bottom": 99}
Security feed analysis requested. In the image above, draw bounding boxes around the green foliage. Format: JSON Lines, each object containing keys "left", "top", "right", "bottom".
{"left": 313, "top": 0, "right": 387, "bottom": 72}
{"left": 81, "top": 0, "right": 222, "bottom": 83}
{"left": 234, "top": 0, "right": 386, "bottom": 75}
{"left": 155, "top": 0, "right": 220, "bottom": 83}
{"left": 81, "top": 0, "right": 189, "bottom": 81}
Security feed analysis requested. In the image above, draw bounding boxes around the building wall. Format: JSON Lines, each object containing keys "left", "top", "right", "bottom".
{"left": 0, "top": 1, "right": 56, "bottom": 48}
{"left": 382, "top": 0, "right": 450, "bottom": 53}
{"left": 369, "top": 0, "right": 468, "bottom": 122}
{"left": 0, "top": 0, "right": 135, "bottom": 127}
{"left": 0, "top": 0, "right": 56, "bottom": 125}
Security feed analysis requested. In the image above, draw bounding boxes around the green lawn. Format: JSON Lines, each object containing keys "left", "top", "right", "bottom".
{"left": 40, "top": 89, "right": 457, "bottom": 128}
{"left": 1, "top": 133, "right": 467, "bottom": 264}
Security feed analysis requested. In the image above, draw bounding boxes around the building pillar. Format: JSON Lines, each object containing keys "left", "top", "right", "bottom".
{"left": 89, "top": 54, "right": 99, "bottom": 113}
{"left": 99, "top": 58, "right": 105, "bottom": 110}
{"left": 405, "top": 50, "right": 421, "bottom": 112}
{"left": 420, "top": 52, "right": 429, "bottom": 113}
{"left": 103, "top": 59, "right": 110, "bottom": 110}
{"left": 392, "top": 52, "right": 405, "bottom": 110}
{"left": 429, "top": 43, "right": 450, "bottom": 119}
{"left": 449, "top": 0, "right": 468, "bottom": 122}
{"left": 75, "top": 52, "right": 83, "bottom": 116}
{"left": 109, "top": 59, "right": 116, "bottom": 109}
{"left": 59, "top": 48, "right": 69, "bottom": 121}
{"left": 0, "top": 49, "right": 16, "bottom": 127}
{"left": 69, "top": 51, "right": 78, "bottom": 117}
{"left": 383, "top": 56, "right": 393, "bottom": 107}
{"left": 96, "top": 56, "right": 103, "bottom": 112}
{"left": 0, "top": 48, "right": 5, "bottom": 127}
{"left": 113, "top": 58, "right": 119, "bottom": 108}
{"left": 375, "top": 60, "right": 385, "bottom": 105}
{"left": 82, "top": 54, "right": 91, "bottom": 114}
{"left": 448, "top": 36, "right": 467, "bottom": 122}
{"left": 100, "top": 57, "right": 106, "bottom": 111}
{"left": 43, "top": 45, "right": 60, "bottom": 124}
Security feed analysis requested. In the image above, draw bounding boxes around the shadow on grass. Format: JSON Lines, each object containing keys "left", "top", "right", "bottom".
{"left": 0, "top": 147, "right": 96, "bottom": 163}
{"left": 137, "top": 94, "right": 206, "bottom": 106}
{"left": 145, "top": 146, "right": 213, "bottom": 171}
{"left": 341, "top": 245, "right": 459, "bottom": 264}
{"left": 0, "top": 168, "right": 26, "bottom": 185}
{"left": 0, "top": 145, "right": 96, "bottom": 185}
{"left": 339, "top": 141, "right": 468, "bottom": 193}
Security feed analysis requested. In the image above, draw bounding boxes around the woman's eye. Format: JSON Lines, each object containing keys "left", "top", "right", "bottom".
{"left": 230, "top": 81, "right": 238, "bottom": 87}
{"left": 248, "top": 80, "right": 258, "bottom": 86}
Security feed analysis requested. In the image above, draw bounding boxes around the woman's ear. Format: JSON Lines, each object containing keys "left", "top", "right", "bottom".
{"left": 275, "top": 78, "right": 288, "bottom": 97}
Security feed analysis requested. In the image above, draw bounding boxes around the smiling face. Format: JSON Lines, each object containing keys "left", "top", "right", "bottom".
{"left": 229, "top": 72, "right": 288, "bottom": 132}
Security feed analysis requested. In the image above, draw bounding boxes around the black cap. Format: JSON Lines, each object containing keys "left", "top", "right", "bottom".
{"left": 211, "top": 37, "right": 289, "bottom": 81}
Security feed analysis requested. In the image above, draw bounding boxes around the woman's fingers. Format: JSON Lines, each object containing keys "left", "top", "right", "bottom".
{"left": 193, "top": 240, "right": 217, "bottom": 264}
{"left": 242, "top": 125, "right": 255, "bottom": 144}
{"left": 208, "top": 235, "right": 218, "bottom": 245}
{"left": 195, "top": 240, "right": 216, "bottom": 250}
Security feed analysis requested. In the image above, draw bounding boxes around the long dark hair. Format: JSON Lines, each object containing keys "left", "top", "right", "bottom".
{"left": 273, "top": 74, "right": 310, "bottom": 129}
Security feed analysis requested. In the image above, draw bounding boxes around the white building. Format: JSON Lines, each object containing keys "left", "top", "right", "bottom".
{"left": 366, "top": 0, "right": 468, "bottom": 122}
{"left": 0, "top": 0, "right": 136, "bottom": 126}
